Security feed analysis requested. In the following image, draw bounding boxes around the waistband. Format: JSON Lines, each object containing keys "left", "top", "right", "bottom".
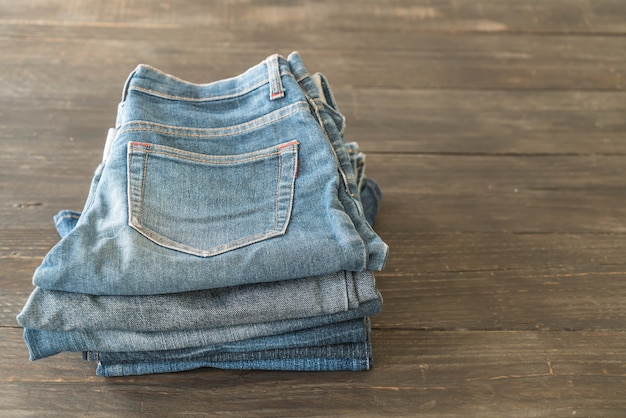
{"left": 121, "top": 51, "right": 312, "bottom": 103}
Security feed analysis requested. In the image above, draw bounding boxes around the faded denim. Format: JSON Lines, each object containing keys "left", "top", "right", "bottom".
{"left": 24, "top": 299, "right": 381, "bottom": 360}
{"left": 18, "top": 271, "right": 379, "bottom": 332}
{"left": 17, "top": 144, "right": 382, "bottom": 333}
{"left": 86, "top": 318, "right": 369, "bottom": 363}
{"left": 19, "top": 53, "right": 387, "bottom": 376}
{"left": 31, "top": 52, "right": 388, "bottom": 296}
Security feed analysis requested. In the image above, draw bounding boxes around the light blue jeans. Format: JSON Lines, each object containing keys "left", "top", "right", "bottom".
{"left": 24, "top": 299, "right": 381, "bottom": 360}
{"left": 31, "top": 52, "right": 388, "bottom": 296}
{"left": 17, "top": 157, "right": 381, "bottom": 333}
{"left": 20, "top": 141, "right": 383, "bottom": 370}
{"left": 19, "top": 259, "right": 379, "bottom": 332}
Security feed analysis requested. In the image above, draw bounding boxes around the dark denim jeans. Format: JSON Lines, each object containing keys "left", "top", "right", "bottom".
{"left": 86, "top": 319, "right": 372, "bottom": 376}
{"left": 94, "top": 342, "right": 373, "bottom": 377}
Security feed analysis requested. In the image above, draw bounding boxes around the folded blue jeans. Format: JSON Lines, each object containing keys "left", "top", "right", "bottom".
{"left": 24, "top": 299, "right": 381, "bottom": 360}
{"left": 85, "top": 318, "right": 370, "bottom": 363}
{"left": 17, "top": 156, "right": 382, "bottom": 333}
{"left": 18, "top": 266, "right": 380, "bottom": 332}
{"left": 31, "top": 52, "right": 388, "bottom": 296}
{"left": 86, "top": 319, "right": 372, "bottom": 376}
{"left": 19, "top": 136, "right": 383, "bottom": 362}
{"left": 19, "top": 53, "right": 386, "bottom": 376}
{"left": 94, "top": 341, "right": 373, "bottom": 377}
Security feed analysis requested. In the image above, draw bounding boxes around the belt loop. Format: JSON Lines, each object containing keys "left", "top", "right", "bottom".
{"left": 265, "top": 54, "right": 285, "bottom": 100}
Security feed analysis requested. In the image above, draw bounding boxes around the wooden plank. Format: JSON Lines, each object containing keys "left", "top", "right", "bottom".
{"left": 376, "top": 269, "right": 626, "bottom": 331}
{"left": 2, "top": 328, "right": 625, "bottom": 416}
{"left": 4, "top": 0, "right": 626, "bottom": 34}
{"left": 367, "top": 153, "right": 626, "bottom": 233}
{"left": 1, "top": 29, "right": 626, "bottom": 93}
{"left": 378, "top": 232, "right": 626, "bottom": 278}
{"left": 375, "top": 233, "right": 626, "bottom": 331}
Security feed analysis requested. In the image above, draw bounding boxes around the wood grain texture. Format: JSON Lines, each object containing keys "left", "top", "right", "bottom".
{"left": 1, "top": 328, "right": 625, "bottom": 417}
{"left": 4, "top": 0, "right": 626, "bottom": 34}
{"left": 2, "top": 31, "right": 626, "bottom": 93}
{"left": 370, "top": 154, "right": 626, "bottom": 233}
{"left": 2, "top": 0, "right": 626, "bottom": 416}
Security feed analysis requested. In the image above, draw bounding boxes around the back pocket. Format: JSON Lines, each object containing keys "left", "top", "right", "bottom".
{"left": 127, "top": 140, "right": 299, "bottom": 257}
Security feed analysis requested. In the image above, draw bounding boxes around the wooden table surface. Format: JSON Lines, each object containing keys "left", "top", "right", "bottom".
{"left": 2, "top": 1, "right": 626, "bottom": 416}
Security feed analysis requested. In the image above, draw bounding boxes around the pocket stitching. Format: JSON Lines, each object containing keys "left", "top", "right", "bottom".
{"left": 127, "top": 141, "right": 298, "bottom": 257}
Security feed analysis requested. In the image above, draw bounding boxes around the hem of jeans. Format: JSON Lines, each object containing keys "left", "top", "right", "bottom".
{"left": 21, "top": 279, "right": 366, "bottom": 333}
{"left": 367, "top": 242, "right": 390, "bottom": 271}
{"left": 23, "top": 328, "right": 45, "bottom": 361}
{"left": 96, "top": 359, "right": 373, "bottom": 377}
{"left": 31, "top": 300, "right": 382, "bottom": 356}
{"left": 361, "top": 178, "right": 383, "bottom": 205}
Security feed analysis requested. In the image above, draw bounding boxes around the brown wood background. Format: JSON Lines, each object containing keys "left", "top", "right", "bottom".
{"left": 1, "top": 1, "right": 626, "bottom": 416}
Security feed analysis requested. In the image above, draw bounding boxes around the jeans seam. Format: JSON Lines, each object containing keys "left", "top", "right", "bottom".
{"left": 118, "top": 101, "right": 309, "bottom": 139}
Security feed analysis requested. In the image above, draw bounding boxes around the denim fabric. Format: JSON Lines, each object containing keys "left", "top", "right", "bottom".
{"left": 300, "top": 70, "right": 386, "bottom": 265}
{"left": 90, "top": 319, "right": 372, "bottom": 376}
{"left": 360, "top": 178, "right": 383, "bottom": 227}
{"left": 24, "top": 299, "right": 381, "bottom": 360}
{"left": 345, "top": 141, "right": 383, "bottom": 226}
{"left": 49, "top": 141, "right": 380, "bottom": 231}
{"left": 18, "top": 171, "right": 380, "bottom": 333}
{"left": 19, "top": 53, "right": 387, "bottom": 376}
{"left": 52, "top": 141, "right": 380, "bottom": 236}
{"left": 95, "top": 341, "right": 373, "bottom": 377}
{"left": 31, "top": 52, "right": 388, "bottom": 296}
{"left": 18, "top": 270, "right": 378, "bottom": 332}
{"left": 53, "top": 210, "right": 80, "bottom": 240}
{"left": 86, "top": 318, "right": 369, "bottom": 363}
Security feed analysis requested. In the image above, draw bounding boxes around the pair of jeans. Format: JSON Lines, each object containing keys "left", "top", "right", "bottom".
{"left": 27, "top": 171, "right": 381, "bottom": 376}
{"left": 85, "top": 317, "right": 373, "bottom": 377}
{"left": 19, "top": 52, "right": 386, "bottom": 375}
{"left": 21, "top": 183, "right": 382, "bottom": 373}
{"left": 19, "top": 141, "right": 383, "bottom": 357}
{"left": 24, "top": 300, "right": 381, "bottom": 360}
{"left": 17, "top": 159, "right": 381, "bottom": 334}
{"left": 31, "top": 52, "right": 388, "bottom": 296}
{"left": 23, "top": 209, "right": 382, "bottom": 362}
{"left": 22, "top": 196, "right": 382, "bottom": 361}
{"left": 18, "top": 257, "right": 380, "bottom": 333}
{"left": 94, "top": 341, "right": 373, "bottom": 377}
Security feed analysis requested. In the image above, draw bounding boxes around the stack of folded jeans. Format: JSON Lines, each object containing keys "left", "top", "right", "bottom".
{"left": 17, "top": 52, "right": 389, "bottom": 377}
